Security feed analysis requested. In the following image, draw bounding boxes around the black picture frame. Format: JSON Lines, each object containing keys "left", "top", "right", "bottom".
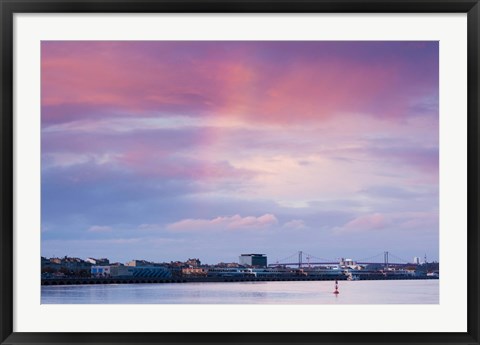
{"left": 1, "top": 1, "right": 479, "bottom": 344}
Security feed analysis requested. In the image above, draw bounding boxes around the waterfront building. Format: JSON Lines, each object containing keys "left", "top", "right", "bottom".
{"left": 206, "top": 266, "right": 343, "bottom": 278}
{"left": 85, "top": 257, "right": 109, "bottom": 265}
{"left": 303, "top": 267, "right": 344, "bottom": 277}
{"left": 91, "top": 265, "right": 111, "bottom": 277}
{"left": 131, "top": 266, "right": 172, "bottom": 278}
{"left": 110, "top": 265, "right": 135, "bottom": 277}
{"left": 91, "top": 265, "right": 172, "bottom": 278}
{"left": 207, "top": 267, "right": 256, "bottom": 277}
{"left": 413, "top": 257, "right": 420, "bottom": 264}
{"left": 251, "top": 267, "right": 299, "bottom": 277}
{"left": 339, "top": 258, "right": 358, "bottom": 268}
{"left": 41, "top": 257, "right": 60, "bottom": 271}
{"left": 126, "top": 259, "right": 155, "bottom": 267}
{"left": 182, "top": 267, "right": 208, "bottom": 276}
{"left": 185, "top": 258, "right": 201, "bottom": 267}
{"left": 216, "top": 262, "right": 241, "bottom": 268}
{"left": 239, "top": 254, "right": 267, "bottom": 267}
{"left": 42, "top": 257, "right": 93, "bottom": 277}
{"left": 48, "top": 257, "right": 92, "bottom": 276}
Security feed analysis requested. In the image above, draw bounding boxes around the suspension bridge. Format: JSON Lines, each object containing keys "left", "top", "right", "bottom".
{"left": 269, "top": 250, "right": 418, "bottom": 268}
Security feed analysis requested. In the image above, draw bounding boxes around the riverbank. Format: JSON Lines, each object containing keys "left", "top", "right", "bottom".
{"left": 41, "top": 274, "right": 438, "bottom": 286}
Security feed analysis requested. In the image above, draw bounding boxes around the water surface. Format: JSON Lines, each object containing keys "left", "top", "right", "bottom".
{"left": 42, "top": 280, "right": 438, "bottom": 304}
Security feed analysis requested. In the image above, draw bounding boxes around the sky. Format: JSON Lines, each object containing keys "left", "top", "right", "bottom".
{"left": 41, "top": 41, "right": 439, "bottom": 265}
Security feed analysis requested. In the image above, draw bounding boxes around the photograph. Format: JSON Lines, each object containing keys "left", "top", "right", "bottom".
{"left": 40, "top": 40, "right": 440, "bottom": 304}
{"left": 2, "top": 1, "right": 479, "bottom": 343}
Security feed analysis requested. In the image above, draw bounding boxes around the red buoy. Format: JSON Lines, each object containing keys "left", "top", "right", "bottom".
{"left": 333, "top": 280, "right": 339, "bottom": 294}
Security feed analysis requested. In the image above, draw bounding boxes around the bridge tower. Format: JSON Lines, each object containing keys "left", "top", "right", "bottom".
{"left": 298, "top": 251, "right": 303, "bottom": 268}
{"left": 384, "top": 251, "right": 389, "bottom": 270}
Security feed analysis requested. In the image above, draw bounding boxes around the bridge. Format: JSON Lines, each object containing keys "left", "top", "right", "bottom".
{"left": 268, "top": 251, "right": 420, "bottom": 268}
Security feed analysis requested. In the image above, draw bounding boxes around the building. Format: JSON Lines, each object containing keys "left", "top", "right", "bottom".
{"left": 182, "top": 267, "right": 208, "bottom": 276}
{"left": 126, "top": 259, "right": 154, "bottom": 267}
{"left": 413, "top": 257, "right": 420, "bottom": 265}
{"left": 85, "top": 257, "right": 110, "bottom": 265}
{"left": 131, "top": 266, "right": 172, "bottom": 278}
{"left": 91, "top": 265, "right": 172, "bottom": 278}
{"left": 91, "top": 265, "right": 111, "bottom": 277}
{"left": 239, "top": 254, "right": 267, "bottom": 267}
{"left": 339, "top": 258, "right": 357, "bottom": 268}
{"left": 185, "top": 258, "right": 201, "bottom": 267}
{"left": 207, "top": 267, "right": 256, "bottom": 277}
{"left": 110, "top": 265, "right": 135, "bottom": 277}
{"left": 216, "top": 262, "right": 241, "bottom": 268}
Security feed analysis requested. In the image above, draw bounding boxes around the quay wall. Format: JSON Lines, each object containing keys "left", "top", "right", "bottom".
{"left": 41, "top": 275, "right": 437, "bottom": 286}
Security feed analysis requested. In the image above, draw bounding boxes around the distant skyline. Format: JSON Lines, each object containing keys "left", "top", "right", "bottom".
{"left": 41, "top": 41, "right": 439, "bottom": 264}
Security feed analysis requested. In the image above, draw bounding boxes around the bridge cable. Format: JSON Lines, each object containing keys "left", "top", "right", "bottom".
{"left": 388, "top": 252, "right": 409, "bottom": 264}
{"left": 303, "top": 252, "right": 336, "bottom": 262}
{"left": 356, "top": 252, "right": 384, "bottom": 262}
{"left": 276, "top": 252, "right": 299, "bottom": 264}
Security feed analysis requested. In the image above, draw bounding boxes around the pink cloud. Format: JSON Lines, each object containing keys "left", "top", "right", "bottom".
{"left": 167, "top": 214, "right": 278, "bottom": 232}
{"left": 335, "top": 213, "right": 390, "bottom": 234}
{"left": 282, "top": 219, "right": 307, "bottom": 230}
{"left": 42, "top": 41, "right": 437, "bottom": 127}
{"left": 118, "top": 151, "right": 257, "bottom": 181}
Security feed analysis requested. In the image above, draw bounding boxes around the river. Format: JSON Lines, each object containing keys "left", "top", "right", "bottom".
{"left": 41, "top": 279, "right": 438, "bottom": 304}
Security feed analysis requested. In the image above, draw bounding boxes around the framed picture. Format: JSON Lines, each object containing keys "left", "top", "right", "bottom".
{"left": 1, "top": 1, "right": 478, "bottom": 344}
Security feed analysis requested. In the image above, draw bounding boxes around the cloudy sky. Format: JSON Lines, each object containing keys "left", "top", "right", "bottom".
{"left": 41, "top": 41, "right": 439, "bottom": 265}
